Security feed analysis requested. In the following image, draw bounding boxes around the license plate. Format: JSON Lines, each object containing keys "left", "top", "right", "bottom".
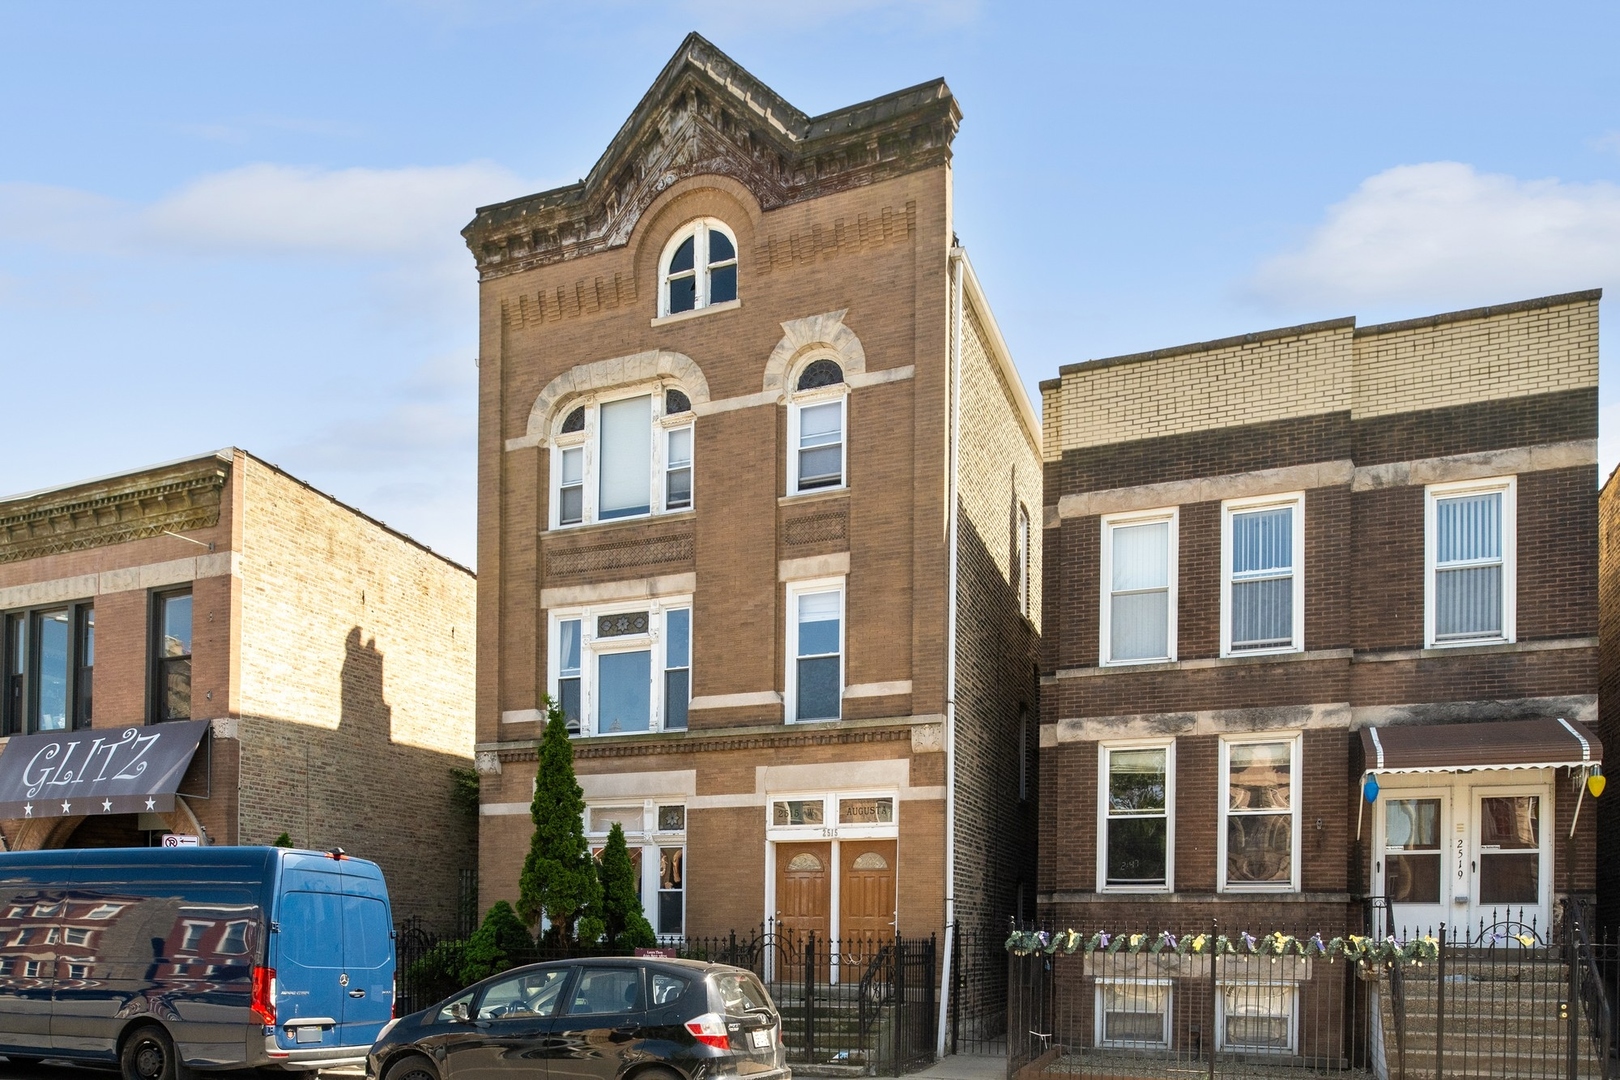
{"left": 751, "top": 1029, "right": 771, "bottom": 1049}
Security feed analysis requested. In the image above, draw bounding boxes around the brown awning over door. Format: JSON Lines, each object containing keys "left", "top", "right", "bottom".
{"left": 1359, "top": 717, "right": 1602, "bottom": 774}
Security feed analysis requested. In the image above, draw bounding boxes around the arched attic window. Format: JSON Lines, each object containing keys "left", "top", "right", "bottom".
{"left": 787, "top": 359, "right": 846, "bottom": 495}
{"left": 660, "top": 219, "right": 737, "bottom": 317}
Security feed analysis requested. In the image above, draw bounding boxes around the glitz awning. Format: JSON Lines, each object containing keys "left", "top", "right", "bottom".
{"left": 0, "top": 720, "right": 210, "bottom": 820}
{"left": 1359, "top": 717, "right": 1601, "bottom": 775}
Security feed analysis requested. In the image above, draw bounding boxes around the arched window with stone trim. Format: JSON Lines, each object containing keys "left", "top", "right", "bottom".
{"left": 550, "top": 385, "right": 697, "bottom": 528}
{"left": 786, "top": 357, "right": 847, "bottom": 496}
{"left": 659, "top": 219, "right": 738, "bottom": 317}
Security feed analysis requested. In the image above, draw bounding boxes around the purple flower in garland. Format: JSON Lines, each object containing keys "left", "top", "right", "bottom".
{"left": 1162, "top": 931, "right": 1178, "bottom": 950}
{"left": 1310, "top": 933, "right": 1327, "bottom": 955}
{"left": 1097, "top": 932, "right": 1111, "bottom": 949}
{"left": 1036, "top": 931, "right": 1049, "bottom": 950}
{"left": 1241, "top": 932, "right": 1257, "bottom": 953}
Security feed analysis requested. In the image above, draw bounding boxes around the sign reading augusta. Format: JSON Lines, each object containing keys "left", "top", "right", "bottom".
{"left": 0, "top": 720, "right": 209, "bottom": 820}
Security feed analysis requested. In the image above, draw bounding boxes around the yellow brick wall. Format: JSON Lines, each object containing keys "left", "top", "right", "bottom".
{"left": 1352, "top": 299, "right": 1599, "bottom": 418}
{"left": 1041, "top": 325, "right": 1354, "bottom": 460}
{"left": 235, "top": 453, "right": 477, "bottom": 932}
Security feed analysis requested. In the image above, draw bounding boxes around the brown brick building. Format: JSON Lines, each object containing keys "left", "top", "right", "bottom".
{"left": 0, "top": 449, "right": 477, "bottom": 932}
{"left": 464, "top": 34, "right": 1040, "bottom": 960}
{"left": 1039, "top": 288, "right": 1600, "bottom": 983}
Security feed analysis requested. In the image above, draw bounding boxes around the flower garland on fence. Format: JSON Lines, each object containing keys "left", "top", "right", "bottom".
{"left": 1004, "top": 928, "right": 1441, "bottom": 967}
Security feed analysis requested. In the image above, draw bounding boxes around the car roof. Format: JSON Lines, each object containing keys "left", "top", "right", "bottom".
{"left": 513, "top": 956, "right": 754, "bottom": 976}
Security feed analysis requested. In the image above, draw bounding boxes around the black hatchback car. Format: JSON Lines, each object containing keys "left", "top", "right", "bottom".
{"left": 368, "top": 957, "right": 790, "bottom": 1080}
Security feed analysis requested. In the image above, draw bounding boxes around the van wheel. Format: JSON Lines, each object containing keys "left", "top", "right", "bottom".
{"left": 120, "top": 1024, "right": 178, "bottom": 1080}
{"left": 384, "top": 1054, "right": 440, "bottom": 1080}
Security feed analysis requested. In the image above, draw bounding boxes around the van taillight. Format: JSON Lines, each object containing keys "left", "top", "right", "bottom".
{"left": 251, "top": 966, "right": 276, "bottom": 1026}
{"left": 685, "top": 1013, "right": 730, "bottom": 1049}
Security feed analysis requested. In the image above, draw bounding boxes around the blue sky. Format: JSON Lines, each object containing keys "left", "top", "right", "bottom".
{"left": 2, "top": 1, "right": 1617, "bottom": 567}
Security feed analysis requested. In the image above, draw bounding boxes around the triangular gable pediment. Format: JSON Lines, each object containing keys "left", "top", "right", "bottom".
{"left": 463, "top": 33, "right": 959, "bottom": 279}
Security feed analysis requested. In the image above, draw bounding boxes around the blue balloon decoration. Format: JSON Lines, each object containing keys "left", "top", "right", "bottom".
{"left": 1363, "top": 774, "right": 1379, "bottom": 803}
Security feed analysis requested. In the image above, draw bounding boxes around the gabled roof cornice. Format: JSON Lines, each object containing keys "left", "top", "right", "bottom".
{"left": 462, "top": 33, "right": 960, "bottom": 280}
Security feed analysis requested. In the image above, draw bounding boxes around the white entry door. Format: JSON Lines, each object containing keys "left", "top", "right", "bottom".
{"left": 1376, "top": 790, "right": 1449, "bottom": 939}
{"left": 1468, "top": 784, "right": 1551, "bottom": 937}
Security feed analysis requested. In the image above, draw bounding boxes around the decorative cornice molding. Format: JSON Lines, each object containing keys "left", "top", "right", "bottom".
{"left": 461, "top": 34, "right": 958, "bottom": 280}
{"left": 0, "top": 457, "right": 228, "bottom": 565}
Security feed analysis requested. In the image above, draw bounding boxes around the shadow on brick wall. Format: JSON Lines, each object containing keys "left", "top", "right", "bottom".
{"left": 239, "top": 626, "right": 477, "bottom": 936}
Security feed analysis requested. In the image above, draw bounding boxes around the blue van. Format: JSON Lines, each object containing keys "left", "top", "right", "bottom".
{"left": 0, "top": 846, "right": 395, "bottom": 1078}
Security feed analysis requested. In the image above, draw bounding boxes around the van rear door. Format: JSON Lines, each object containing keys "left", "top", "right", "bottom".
{"left": 272, "top": 861, "right": 348, "bottom": 1053}
{"left": 336, "top": 861, "right": 393, "bottom": 1048}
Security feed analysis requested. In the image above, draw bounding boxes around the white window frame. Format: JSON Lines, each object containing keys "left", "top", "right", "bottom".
{"left": 657, "top": 217, "right": 738, "bottom": 318}
{"left": 1099, "top": 507, "right": 1178, "bottom": 666}
{"left": 765, "top": 790, "right": 900, "bottom": 840}
{"left": 1095, "top": 978, "right": 1172, "bottom": 1049}
{"left": 784, "top": 380, "right": 848, "bottom": 498}
{"left": 1216, "top": 981, "right": 1299, "bottom": 1055}
{"left": 1424, "top": 475, "right": 1516, "bottom": 648}
{"left": 1220, "top": 492, "right": 1305, "bottom": 657}
{"left": 1096, "top": 740, "right": 1175, "bottom": 893}
{"left": 583, "top": 799, "right": 688, "bottom": 938}
{"left": 785, "top": 577, "right": 845, "bottom": 723}
{"left": 549, "top": 383, "right": 694, "bottom": 530}
{"left": 547, "top": 597, "right": 692, "bottom": 737}
{"left": 1218, "top": 734, "right": 1302, "bottom": 893}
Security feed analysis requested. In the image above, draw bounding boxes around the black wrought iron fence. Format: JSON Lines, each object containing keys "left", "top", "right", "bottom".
{"left": 1006, "top": 900, "right": 1620, "bottom": 1080}
{"left": 394, "top": 920, "right": 938, "bottom": 1075}
{"left": 951, "top": 921, "right": 1010, "bottom": 1055}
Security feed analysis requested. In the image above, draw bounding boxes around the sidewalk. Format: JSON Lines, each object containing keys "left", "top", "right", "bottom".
{"left": 909, "top": 1053, "right": 1006, "bottom": 1080}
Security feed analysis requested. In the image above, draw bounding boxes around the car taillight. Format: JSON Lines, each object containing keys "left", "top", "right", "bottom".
{"left": 251, "top": 965, "right": 276, "bottom": 1026}
{"left": 685, "top": 1012, "right": 730, "bottom": 1049}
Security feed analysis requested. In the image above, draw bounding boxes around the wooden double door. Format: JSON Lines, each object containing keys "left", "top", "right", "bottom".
{"left": 775, "top": 839, "right": 897, "bottom": 970}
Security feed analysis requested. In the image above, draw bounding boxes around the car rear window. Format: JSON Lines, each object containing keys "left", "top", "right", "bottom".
{"left": 712, "top": 971, "right": 773, "bottom": 1015}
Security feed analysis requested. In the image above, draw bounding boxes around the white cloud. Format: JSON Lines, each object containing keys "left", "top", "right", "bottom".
{"left": 1248, "top": 162, "right": 1620, "bottom": 310}
{"left": 1591, "top": 132, "right": 1620, "bottom": 157}
{"left": 139, "top": 161, "right": 525, "bottom": 258}
{"left": 0, "top": 160, "right": 536, "bottom": 261}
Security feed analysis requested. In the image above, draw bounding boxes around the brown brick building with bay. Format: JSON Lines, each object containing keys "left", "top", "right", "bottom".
{"left": 1039, "top": 289, "right": 1601, "bottom": 973}
{"left": 465, "top": 35, "right": 1040, "bottom": 954}
{"left": 0, "top": 449, "right": 477, "bottom": 932}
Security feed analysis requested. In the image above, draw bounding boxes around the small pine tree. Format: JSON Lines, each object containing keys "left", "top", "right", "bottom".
{"left": 460, "top": 900, "right": 533, "bottom": 983}
{"left": 599, "top": 823, "right": 657, "bottom": 950}
{"left": 272, "top": 832, "right": 293, "bottom": 848}
{"left": 518, "top": 697, "right": 602, "bottom": 942}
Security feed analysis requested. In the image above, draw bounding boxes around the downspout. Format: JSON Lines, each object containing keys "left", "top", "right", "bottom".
{"left": 935, "top": 246, "right": 965, "bottom": 1058}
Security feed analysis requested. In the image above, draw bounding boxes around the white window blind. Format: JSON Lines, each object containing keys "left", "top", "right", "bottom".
{"left": 1110, "top": 521, "right": 1169, "bottom": 662}
{"left": 1435, "top": 491, "right": 1502, "bottom": 640}
{"left": 598, "top": 395, "right": 652, "bottom": 519}
{"left": 1230, "top": 506, "right": 1294, "bottom": 650}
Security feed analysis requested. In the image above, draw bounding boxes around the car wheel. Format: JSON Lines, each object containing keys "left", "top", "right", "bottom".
{"left": 120, "top": 1024, "right": 178, "bottom": 1080}
{"left": 636, "top": 1067, "right": 683, "bottom": 1080}
{"left": 384, "top": 1053, "right": 441, "bottom": 1080}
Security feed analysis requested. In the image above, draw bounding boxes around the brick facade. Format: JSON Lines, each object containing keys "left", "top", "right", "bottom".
{"left": 0, "top": 450, "right": 477, "bottom": 933}
{"left": 467, "top": 34, "right": 1039, "bottom": 946}
{"left": 1039, "top": 291, "right": 1600, "bottom": 938}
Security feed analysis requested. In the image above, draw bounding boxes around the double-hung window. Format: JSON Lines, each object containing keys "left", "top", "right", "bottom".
{"left": 1098, "top": 742, "right": 1173, "bottom": 891}
{"left": 549, "top": 601, "right": 691, "bottom": 736}
{"left": 1096, "top": 980, "right": 1171, "bottom": 1049}
{"left": 1219, "top": 736, "right": 1301, "bottom": 892}
{"left": 550, "top": 387, "right": 695, "bottom": 528}
{"left": 1426, "top": 477, "right": 1515, "bottom": 646}
{"left": 787, "top": 359, "right": 847, "bottom": 495}
{"left": 1100, "top": 509, "right": 1176, "bottom": 665}
{"left": 1, "top": 603, "right": 94, "bottom": 736}
{"left": 152, "top": 590, "right": 192, "bottom": 722}
{"left": 787, "top": 579, "right": 844, "bottom": 722}
{"left": 1221, "top": 494, "right": 1304, "bottom": 656}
